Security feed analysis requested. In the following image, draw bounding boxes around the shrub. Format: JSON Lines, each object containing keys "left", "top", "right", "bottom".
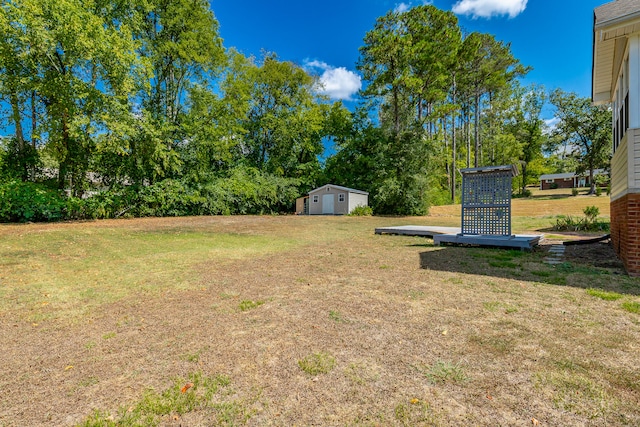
{"left": 553, "top": 206, "right": 609, "bottom": 232}
{"left": 572, "top": 188, "right": 579, "bottom": 196}
{"left": 595, "top": 186, "right": 602, "bottom": 196}
{"left": 583, "top": 205, "right": 599, "bottom": 223}
{"left": 0, "top": 180, "right": 65, "bottom": 222}
{"left": 0, "top": 138, "right": 40, "bottom": 181}
{"left": 348, "top": 205, "right": 373, "bottom": 216}
{"left": 136, "top": 180, "right": 206, "bottom": 217}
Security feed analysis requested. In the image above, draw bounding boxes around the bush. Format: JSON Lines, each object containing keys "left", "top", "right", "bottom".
{"left": 572, "top": 188, "right": 579, "bottom": 196}
{"left": 0, "top": 166, "right": 302, "bottom": 222}
{"left": 136, "top": 180, "right": 206, "bottom": 217}
{"left": 553, "top": 205, "right": 609, "bottom": 232}
{"left": 0, "top": 180, "right": 65, "bottom": 222}
{"left": 583, "top": 205, "right": 599, "bottom": 223}
{"left": 64, "top": 168, "right": 301, "bottom": 220}
{"left": 595, "top": 186, "right": 602, "bottom": 196}
{"left": 0, "top": 138, "right": 40, "bottom": 181}
{"left": 199, "top": 167, "right": 300, "bottom": 215}
{"left": 348, "top": 205, "right": 373, "bottom": 216}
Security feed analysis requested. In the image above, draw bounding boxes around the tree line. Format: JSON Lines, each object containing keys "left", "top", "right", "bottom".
{"left": 0, "top": 1, "right": 612, "bottom": 221}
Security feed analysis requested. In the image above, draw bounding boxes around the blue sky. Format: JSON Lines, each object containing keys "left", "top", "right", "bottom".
{"left": 211, "top": 0, "right": 609, "bottom": 120}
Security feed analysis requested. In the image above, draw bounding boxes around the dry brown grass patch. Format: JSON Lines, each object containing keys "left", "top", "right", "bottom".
{"left": 0, "top": 215, "right": 638, "bottom": 426}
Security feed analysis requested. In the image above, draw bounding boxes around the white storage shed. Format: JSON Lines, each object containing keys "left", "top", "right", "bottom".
{"left": 307, "top": 184, "right": 369, "bottom": 215}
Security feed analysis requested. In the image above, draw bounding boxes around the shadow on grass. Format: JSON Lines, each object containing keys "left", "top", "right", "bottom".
{"left": 418, "top": 244, "right": 640, "bottom": 296}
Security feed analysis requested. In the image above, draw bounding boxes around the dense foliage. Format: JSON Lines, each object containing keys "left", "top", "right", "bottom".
{"left": 0, "top": 2, "right": 611, "bottom": 221}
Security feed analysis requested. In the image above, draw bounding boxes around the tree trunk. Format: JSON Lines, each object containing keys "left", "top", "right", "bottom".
{"left": 9, "top": 83, "right": 28, "bottom": 181}
{"left": 466, "top": 107, "right": 471, "bottom": 168}
{"left": 451, "top": 77, "right": 457, "bottom": 202}
{"left": 474, "top": 90, "right": 480, "bottom": 168}
{"left": 31, "top": 91, "right": 37, "bottom": 149}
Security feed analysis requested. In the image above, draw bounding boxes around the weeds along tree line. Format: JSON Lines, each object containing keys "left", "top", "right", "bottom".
{"left": 0, "top": 1, "right": 612, "bottom": 221}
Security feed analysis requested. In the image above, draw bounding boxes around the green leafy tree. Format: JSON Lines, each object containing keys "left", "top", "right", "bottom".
{"left": 243, "top": 53, "right": 327, "bottom": 187}
{"left": 133, "top": 0, "right": 225, "bottom": 183}
{"left": 458, "top": 32, "right": 528, "bottom": 167}
{"left": 508, "top": 84, "right": 548, "bottom": 194}
{"left": 549, "top": 89, "right": 612, "bottom": 194}
{"left": 356, "top": 5, "right": 462, "bottom": 213}
{"left": 1, "top": 0, "right": 148, "bottom": 194}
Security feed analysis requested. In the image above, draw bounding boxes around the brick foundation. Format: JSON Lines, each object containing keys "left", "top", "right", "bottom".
{"left": 610, "top": 193, "right": 640, "bottom": 276}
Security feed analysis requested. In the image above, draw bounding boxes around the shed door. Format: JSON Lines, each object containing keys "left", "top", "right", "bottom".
{"left": 322, "top": 194, "right": 334, "bottom": 214}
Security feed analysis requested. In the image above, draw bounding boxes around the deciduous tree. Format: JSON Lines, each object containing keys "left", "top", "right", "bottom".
{"left": 549, "top": 89, "right": 612, "bottom": 194}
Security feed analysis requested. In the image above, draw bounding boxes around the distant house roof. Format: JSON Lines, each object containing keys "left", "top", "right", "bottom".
{"left": 592, "top": 0, "right": 640, "bottom": 104}
{"left": 539, "top": 169, "right": 608, "bottom": 181}
{"left": 309, "top": 184, "right": 369, "bottom": 196}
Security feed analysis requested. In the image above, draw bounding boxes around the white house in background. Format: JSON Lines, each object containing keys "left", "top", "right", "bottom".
{"left": 593, "top": 0, "right": 640, "bottom": 275}
{"left": 301, "top": 184, "right": 369, "bottom": 215}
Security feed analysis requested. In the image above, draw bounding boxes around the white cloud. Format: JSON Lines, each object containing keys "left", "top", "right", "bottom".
{"left": 542, "top": 117, "right": 560, "bottom": 138}
{"left": 452, "top": 0, "right": 527, "bottom": 19}
{"left": 305, "top": 60, "right": 362, "bottom": 101}
{"left": 394, "top": 2, "right": 411, "bottom": 13}
{"left": 394, "top": 1, "right": 433, "bottom": 13}
{"left": 544, "top": 117, "right": 560, "bottom": 129}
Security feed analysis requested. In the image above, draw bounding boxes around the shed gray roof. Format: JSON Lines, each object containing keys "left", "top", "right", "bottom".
{"left": 595, "top": 0, "right": 640, "bottom": 28}
{"left": 308, "top": 184, "right": 369, "bottom": 195}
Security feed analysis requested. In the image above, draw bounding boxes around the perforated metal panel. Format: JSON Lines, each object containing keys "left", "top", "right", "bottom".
{"left": 460, "top": 166, "right": 516, "bottom": 236}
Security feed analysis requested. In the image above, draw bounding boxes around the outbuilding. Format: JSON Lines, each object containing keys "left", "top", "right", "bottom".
{"left": 538, "top": 169, "right": 608, "bottom": 190}
{"left": 304, "top": 184, "right": 369, "bottom": 215}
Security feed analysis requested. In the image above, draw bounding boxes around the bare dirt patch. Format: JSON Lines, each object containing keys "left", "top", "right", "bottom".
{"left": 564, "top": 240, "right": 625, "bottom": 271}
{"left": 1, "top": 216, "right": 639, "bottom": 426}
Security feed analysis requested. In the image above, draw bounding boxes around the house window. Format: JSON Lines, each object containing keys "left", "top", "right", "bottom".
{"left": 613, "top": 57, "right": 630, "bottom": 153}
{"left": 563, "top": 178, "right": 572, "bottom": 181}
{"left": 338, "top": 193, "right": 345, "bottom": 202}
{"left": 545, "top": 179, "right": 554, "bottom": 184}
{"left": 313, "top": 195, "right": 319, "bottom": 203}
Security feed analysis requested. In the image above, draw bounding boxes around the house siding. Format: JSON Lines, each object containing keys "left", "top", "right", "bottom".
{"left": 348, "top": 193, "right": 369, "bottom": 212}
{"left": 541, "top": 179, "right": 574, "bottom": 190}
{"left": 539, "top": 174, "right": 606, "bottom": 190}
{"left": 632, "top": 128, "right": 640, "bottom": 187}
{"left": 611, "top": 131, "right": 629, "bottom": 200}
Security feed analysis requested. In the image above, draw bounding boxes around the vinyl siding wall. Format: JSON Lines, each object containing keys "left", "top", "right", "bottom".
{"left": 308, "top": 188, "right": 368, "bottom": 215}
{"left": 348, "top": 193, "right": 369, "bottom": 213}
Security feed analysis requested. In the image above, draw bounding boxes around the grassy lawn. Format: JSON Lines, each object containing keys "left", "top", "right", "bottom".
{"left": 1, "top": 194, "right": 638, "bottom": 426}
